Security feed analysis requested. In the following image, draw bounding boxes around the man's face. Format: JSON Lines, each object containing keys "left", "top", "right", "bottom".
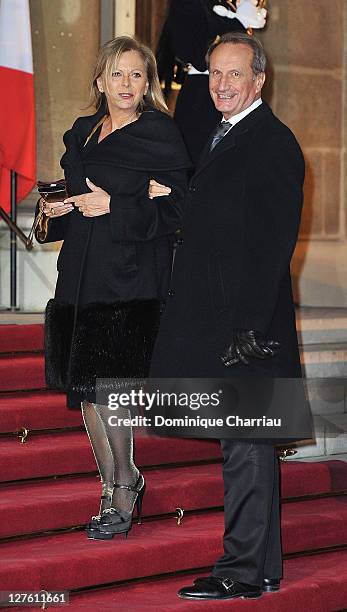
{"left": 209, "top": 43, "right": 265, "bottom": 120}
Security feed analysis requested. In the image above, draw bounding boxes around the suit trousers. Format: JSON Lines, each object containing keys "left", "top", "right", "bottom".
{"left": 212, "top": 440, "right": 282, "bottom": 586}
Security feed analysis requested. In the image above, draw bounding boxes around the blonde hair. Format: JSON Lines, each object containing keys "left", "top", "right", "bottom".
{"left": 90, "top": 36, "right": 168, "bottom": 114}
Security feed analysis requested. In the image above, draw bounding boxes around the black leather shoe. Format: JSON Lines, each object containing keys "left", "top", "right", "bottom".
{"left": 178, "top": 576, "right": 262, "bottom": 600}
{"left": 262, "top": 578, "right": 281, "bottom": 593}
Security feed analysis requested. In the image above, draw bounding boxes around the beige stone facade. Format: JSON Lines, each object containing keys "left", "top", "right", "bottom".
{"left": 22, "top": 0, "right": 347, "bottom": 307}
{"left": 258, "top": 0, "right": 347, "bottom": 305}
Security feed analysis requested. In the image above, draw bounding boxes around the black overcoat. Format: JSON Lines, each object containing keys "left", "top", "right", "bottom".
{"left": 42, "top": 108, "right": 191, "bottom": 402}
{"left": 50, "top": 108, "right": 191, "bottom": 306}
{"left": 151, "top": 103, "right": 305, "bottom": 379}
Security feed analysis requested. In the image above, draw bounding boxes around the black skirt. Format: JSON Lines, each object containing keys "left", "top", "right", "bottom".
{"left": 44, "top": 298, "right": 162, "bottom": 409}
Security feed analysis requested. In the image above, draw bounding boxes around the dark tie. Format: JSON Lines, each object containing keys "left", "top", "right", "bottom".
{"left": 209, "top": 121, "right": 232, "bottom": 152}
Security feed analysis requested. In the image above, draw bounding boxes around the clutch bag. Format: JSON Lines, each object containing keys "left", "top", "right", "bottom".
{"left": 37, "top": 179, "right": 68, "bottom": 203}
{"left": 29, "top": 179, "right": 68, "bottom": 244}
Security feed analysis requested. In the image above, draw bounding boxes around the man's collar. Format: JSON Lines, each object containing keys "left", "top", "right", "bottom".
{"left": 222, "top": 98, "right": 263, "bottom": 126}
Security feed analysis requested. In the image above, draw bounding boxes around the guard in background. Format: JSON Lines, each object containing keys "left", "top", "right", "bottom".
{"left": 156, "top": 0, "right": 267, "bottom": 165}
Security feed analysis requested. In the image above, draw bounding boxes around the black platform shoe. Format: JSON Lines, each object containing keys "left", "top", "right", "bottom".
{"left": 86, "top": 482, "right": 114, "bottom": 533}
{"left": 86, "top": 474, "right": 145, "bottom": 540}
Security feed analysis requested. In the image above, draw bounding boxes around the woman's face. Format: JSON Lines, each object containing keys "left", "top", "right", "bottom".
{"left": 98, "top": 50, "right": 149, "bottom": 114}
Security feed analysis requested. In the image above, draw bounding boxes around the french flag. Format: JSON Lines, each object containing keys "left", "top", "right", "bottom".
{"left": 0, "top": 0, "right": 36, "bottom": 213}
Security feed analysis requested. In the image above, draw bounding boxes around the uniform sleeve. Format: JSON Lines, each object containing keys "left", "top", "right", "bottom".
{"left": 169, "top": 0, "right": 245, "bottom": 71}
{"left": 230, "top": 130, "right": 305, "bottom": 334}
{"left": 109, "top": 169, "right": 188, "bottom": 242}
{"left": 169, "top": 0, "right": 210, "bottom": 71}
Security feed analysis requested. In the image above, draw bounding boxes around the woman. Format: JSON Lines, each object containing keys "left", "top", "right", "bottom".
{"left": 40, "top": 36, "right": 191, "bottom": 540}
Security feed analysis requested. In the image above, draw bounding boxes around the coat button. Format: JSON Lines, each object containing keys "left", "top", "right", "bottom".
{"left": 168, "top": 289, "right": 175, "bottom": 296}
{"left": 188, "top": 185, "right": 196, "bottom": 192}
{"left": 176, "top": 237, "right": 184, "bottom": 246}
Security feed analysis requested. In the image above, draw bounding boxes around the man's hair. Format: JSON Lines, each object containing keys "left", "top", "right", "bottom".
{"left": 206, "top": 32, "right": 267, "bottom": 76}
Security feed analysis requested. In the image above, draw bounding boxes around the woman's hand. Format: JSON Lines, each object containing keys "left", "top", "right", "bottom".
{"left": 43, "top": 200, "right": 74, "bottom": 218}
{"left": 64, "top": 178, "right": 111, "bottom": 217}
{"left": 148, "top": 179, "right": 171, "bottom": 200}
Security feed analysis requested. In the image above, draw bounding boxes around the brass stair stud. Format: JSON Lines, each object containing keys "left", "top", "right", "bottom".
{"left": 39, "top": 590, "right": 49, "bottom": 610}
{"left": 175, "top": 507, "right": 184, "bottom": 526}
{"left": 279, "top": 448, "right": 298, "bottom": 461}
{"left": 18, "top": 426, "right": 29, "bottom": 443}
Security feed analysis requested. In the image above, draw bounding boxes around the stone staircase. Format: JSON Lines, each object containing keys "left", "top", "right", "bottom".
{"left": 292, "top": 308, "right": 347, "bottom": 461}
{"left": 0, "top": 209, "right": 58, "bottom": 310}
{"left": 1, "top": 208, "right": 346, "bottom": 464}
{"left": 0, "top": 322, "right": 347, "bottom": 609}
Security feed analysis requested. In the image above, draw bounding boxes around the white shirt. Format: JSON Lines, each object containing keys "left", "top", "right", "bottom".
{"left": 221, "top": 98, "right": 263, "bottom": 135}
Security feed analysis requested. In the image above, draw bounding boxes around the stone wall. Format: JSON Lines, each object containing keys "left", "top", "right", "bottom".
{"left": 257, "top": 0, "right": 347, "bottom": 306}
{"left": 135, "top": 0, "right": 347, "bottom": 306}
{"left": 3, "top": 1, "right": 346, "bottom": 309}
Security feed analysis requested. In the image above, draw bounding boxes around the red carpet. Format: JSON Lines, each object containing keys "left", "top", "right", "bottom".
{"left": 0, "top": 323, "right": 347, "bottom": 610}
{"left": 0, "top": 323, "right": 43, "bottom": 353}
{"left": 61, "top": 551, "right": 347, "bottom": 612}
{"left": 1, "top": 501, "right": 347, "bottom": 591}
{"left": 1, "top": 464, "right": 347, "bottom": 539}
{"left": 0, "top": 354, "right": 45, "bottom": 391}
{"left": 0, "top": 430, "right": 221, "bottom": 481}
{"left": 0, "top": 390, "right": 81, "bottom": 432}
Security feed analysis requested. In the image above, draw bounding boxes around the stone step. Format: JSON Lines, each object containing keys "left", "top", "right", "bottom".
{"left": 290, "top": 452, "right": 347, "bottom": 463}
{"left": 1, "top": 500, "right": 347, "bottom": 592}
{"left": 288, "top": 413, "right": 347, "bottom": 460}
{"left": 67, "top": 551, "right": 347, "bottom": 612}
{"left": 304, "top": 378, "right": 346, "bottom": 416}
{"left": 300, "top": 343, "right": 347, "bottom": 378}
{"left": 297, "top": 307, "right": 347, "bottom": 345}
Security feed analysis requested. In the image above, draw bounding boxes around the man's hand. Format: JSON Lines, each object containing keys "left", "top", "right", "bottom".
{"left": 64, "top": 178, "right": 110, "bottom": 217}
{"left": 220, "top": 330, "right": 280, "bottom": 367}
{"left": 148, "top": 179, "right": 171, "bottom": 200}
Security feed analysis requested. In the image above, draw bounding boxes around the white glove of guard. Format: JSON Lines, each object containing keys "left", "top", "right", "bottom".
{"left": 213, "top": 0, "right": 267, "bottom": 29}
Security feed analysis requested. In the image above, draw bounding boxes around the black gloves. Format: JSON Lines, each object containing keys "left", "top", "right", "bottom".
{"left": 220, "top": 330, "right": 280, "bottom": 367}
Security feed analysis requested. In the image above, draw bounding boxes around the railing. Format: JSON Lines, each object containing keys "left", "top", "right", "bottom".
{"left": 0, "top": 171, "right": 34, "bottom": 311}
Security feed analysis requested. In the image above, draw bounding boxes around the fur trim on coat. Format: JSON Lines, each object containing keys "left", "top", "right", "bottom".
{"left": 44, "top": 299, "right": 161, "bottom": 394}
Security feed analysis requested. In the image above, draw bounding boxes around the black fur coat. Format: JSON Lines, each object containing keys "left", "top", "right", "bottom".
{"left": 43, "top": 108, "right": 190, "bottom": 401}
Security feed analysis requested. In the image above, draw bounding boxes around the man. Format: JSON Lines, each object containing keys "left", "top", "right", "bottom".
{"left": 150, "top": 32, "right": 305, "bottom": 600}
{"left": 156, "top": 0, "right": 267, "bottom": 165}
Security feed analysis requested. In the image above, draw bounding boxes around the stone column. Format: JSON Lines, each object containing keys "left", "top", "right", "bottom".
{"left": 115, "top": 0, "right": 135, "bottom": 36}
{"left": 30, "top": 0, "right": 100, "bottom": 182}
{"left": 135, "top": 0, "right": 168, "bottom": 50}
{"left": 258, "top": 0, "right": 347, "bottom": 306}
